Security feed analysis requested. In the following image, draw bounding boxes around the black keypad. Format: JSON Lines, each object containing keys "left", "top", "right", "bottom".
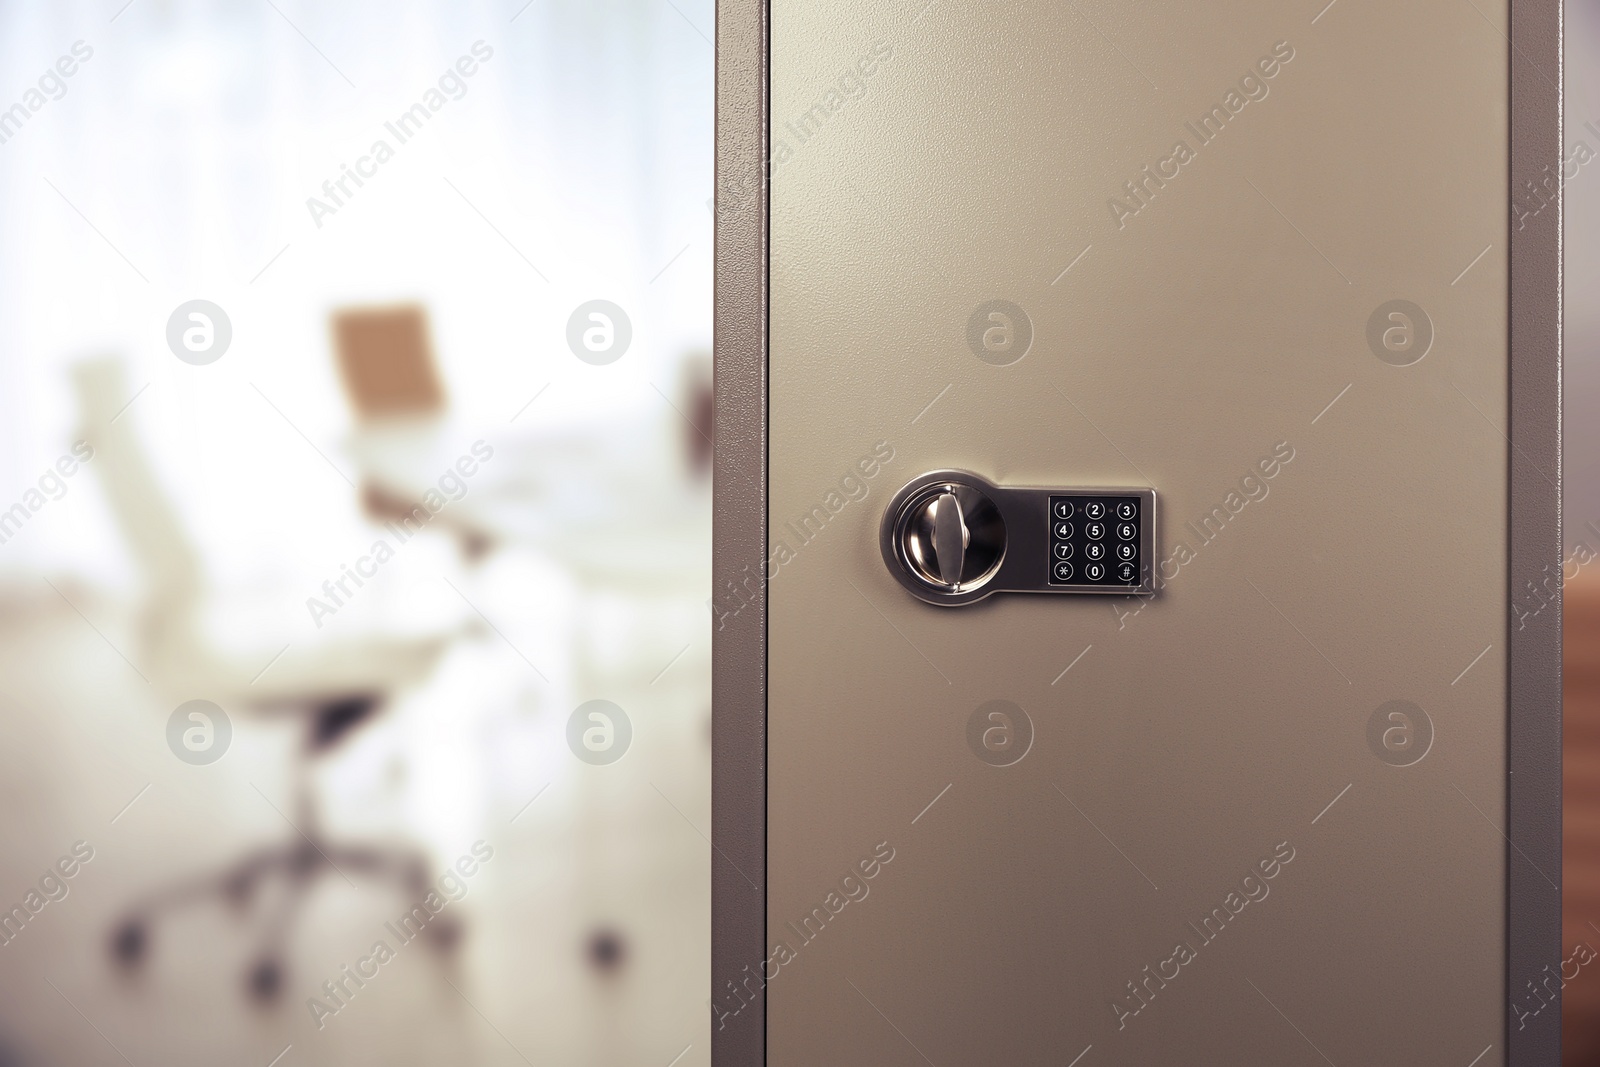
{"left": 1048, "top": 494, "right": 1142, "bottom": 587}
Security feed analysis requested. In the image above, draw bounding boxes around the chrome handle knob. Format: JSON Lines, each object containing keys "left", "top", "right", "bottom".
{"left": 888, "top": 479, "right": 1005, "bottom": 596}
{"left": 932, "top": 491, "right": 967, "bottom": 586}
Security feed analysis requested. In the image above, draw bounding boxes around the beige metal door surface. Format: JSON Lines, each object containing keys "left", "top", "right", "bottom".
{"left": 763, "top": 2, "right": 1511, "bottom": 1063}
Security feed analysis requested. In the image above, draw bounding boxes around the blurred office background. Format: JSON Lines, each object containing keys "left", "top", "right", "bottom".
{"left": 0, "top": 1, "right": 712, "bottom": 1065}
{"left": 1573, "top": 3, "right": 1600, "bottom": 1065}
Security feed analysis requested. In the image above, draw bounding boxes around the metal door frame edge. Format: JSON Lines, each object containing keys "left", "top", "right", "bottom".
{"left": 713, "top": 0, "right": 770, "bottom": 1063}
{"left": 1507, "top": 0, "right": 1562, "bottom": 1063}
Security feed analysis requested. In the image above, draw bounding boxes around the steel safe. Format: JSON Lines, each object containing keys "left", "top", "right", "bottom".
{"left": 713, "top": 1, "right": 1561, "bottom": 1064}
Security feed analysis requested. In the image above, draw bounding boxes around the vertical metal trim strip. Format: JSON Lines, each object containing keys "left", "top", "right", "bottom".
{"left": 712, "top": 0, "right": 770, "bottom": 1062}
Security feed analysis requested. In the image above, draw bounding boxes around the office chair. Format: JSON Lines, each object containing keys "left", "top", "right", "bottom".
{"left": 73, "top": 358, "right": 463, "bottom": 1002}
{"left": 331, "top": 304, "right": 501, "bottom": 561}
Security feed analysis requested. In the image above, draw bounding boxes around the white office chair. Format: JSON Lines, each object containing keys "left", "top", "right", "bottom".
{"left": 73, "top": 357, "right": 463, "bottom": 1001}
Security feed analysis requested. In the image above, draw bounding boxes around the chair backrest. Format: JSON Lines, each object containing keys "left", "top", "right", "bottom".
{"left": 331, "top": 305, "right": 445, "bottom": 422}
{"left": 71, "top": 358, "right": 202, "bottom": 606}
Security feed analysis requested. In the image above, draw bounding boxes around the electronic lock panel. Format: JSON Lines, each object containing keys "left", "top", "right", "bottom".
{"left": 715, "top": 0, "right": 1560, "bottom": 1064}
{"left": 880, "top": 472, "right": 1156, "bottom": 603}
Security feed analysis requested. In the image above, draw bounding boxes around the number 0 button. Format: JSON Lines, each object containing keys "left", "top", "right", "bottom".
{"left": 1086, "top": 562, "right": 1106, "bottom": 580}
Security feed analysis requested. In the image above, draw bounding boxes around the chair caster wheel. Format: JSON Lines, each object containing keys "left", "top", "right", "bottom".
{"left": 586, "top": 927, "right": 627, "bottom": 975}
{"left": 247, "top": 958, "right": 284, "bottom": 1002}
{"left": 426, "top": 914, "right": 464, "bottom": 954}
{"left": 111, "top": 919, "right": 147, "bottom": 966}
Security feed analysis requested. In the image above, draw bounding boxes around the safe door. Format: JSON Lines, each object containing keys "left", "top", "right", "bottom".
{"left": 713, "top": 1, "right": 1560, "bottom": 1064}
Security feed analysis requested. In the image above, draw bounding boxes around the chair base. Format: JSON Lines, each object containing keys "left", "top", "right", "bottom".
{"left": 110, "top": 834, "right": 462, "bottom": 1002}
